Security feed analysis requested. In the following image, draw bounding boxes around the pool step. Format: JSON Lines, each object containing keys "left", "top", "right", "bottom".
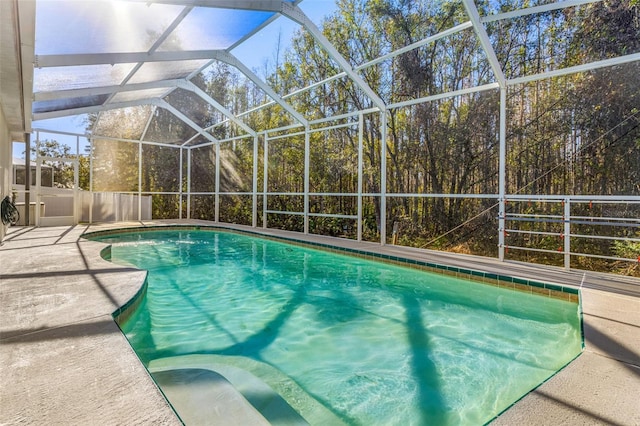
{"left": 152, "top": 368, "right": 272, "bottom": 426}
{"left": 148, "top": 355, "right": 345, "bottom": 426}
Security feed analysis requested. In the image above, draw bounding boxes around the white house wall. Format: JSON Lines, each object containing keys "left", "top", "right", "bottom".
{"left": 0, "top": 106, "right": 12, "bottom": 241}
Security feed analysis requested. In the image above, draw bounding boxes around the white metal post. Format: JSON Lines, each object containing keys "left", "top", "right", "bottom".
{"left": 263, "top": 135, "right": 269, "bottom": 228}
{"left": 498, "top": 87, "right": 507, "bottom": 261}
{"left": 24, "top": 133, "right": 31, "bottom": 227}
{"left": 179, "top": 147, "right": 183, "bottom": 219}
{"left": 380, "top": 111, "right": 387, "bottom": 245}
{"left": 304, "top": 127, "right": 310, "bottom": 234}
{"left": 187, "top": 147, "right": 191, "bottom": 219}
{"left": 74, "top": 136, "right": 79, "bottom": 224}
{"left": 35, "top": 132, "right": 41, "bottom": 227}
{"left": 89, "top": 138, "right": 93, "bottom": 224}
{"left": 564, "top": 198, "right": 571, "bottom": 269}
{"left": 35, "top": 159, "right": 41, "bottom": 226}
{"left": 215, "top": 142, "right": 220, "bottom": 223}
{"left": 252, "top": 135, "right": 258, "bottom": 228}
{"left": 138, "top": 141, "right": 142, "bottom": 222}
{"left": 357, "top": 113, "right": 364, "bottom": 241}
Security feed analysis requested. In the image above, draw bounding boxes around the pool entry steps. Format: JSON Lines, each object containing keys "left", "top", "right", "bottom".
{"left": 148, "top": 355, "right": 344, "bottom": 426}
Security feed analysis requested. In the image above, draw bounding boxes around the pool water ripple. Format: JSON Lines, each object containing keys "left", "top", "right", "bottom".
{"left": 95, "top": 230, "right": 582, "bottom": 426}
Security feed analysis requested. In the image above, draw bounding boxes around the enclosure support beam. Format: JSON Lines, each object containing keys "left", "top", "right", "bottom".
{"left": 252, "top": 135, "right": 258, "bottom": 228}
{"left": 263, "top": 135, "right": 269, "bottom": 228}
{"left": 213, "top": 51, "right": 308, "bottom": 127}
{"left": 155, "top": 100, "right": 219, "bottom": 145}
{"left": 138, "top": 141, "right": 142, "bottom": 222}
{"left": 215, "top": 142, "right": 220, "bottom": 223}
{"left": 357, "top": 112, "right": 364, "bottom": 242}
{"left": 89, "top": 138, "right": 93, "bottom": 224}
{"left": 35, "top": 49, "right": 215, "bottom": 68}
{"left": 34, "top": 133, "right": 40, "bottom": 226}
{"left": 179, "top": 148, "right": 183, "bottom": 219}
{"left": 139, "top": 105, "right": 157, "bottom": 149}
{"left": 281, "top": 3, "right": 387, "bottom": 112}
{"left": 187, "top": 148, "right": 192, "bottom": 219}
{"left": 461, "top": 0, "right": 506, "bottom": 87}
{"left": 74, "top": 135, "right": 80, "bottom": 224}
{"left": 388, "top": 83, "right": 500, "bottom": 110}
{"left": 304, "top": 127, "right": 310, "bottom": 234}
{"left": 498, "top": 87, "right": 507, "bottom": 261}
{"left": 24, "top": 132, "right": 31, "bottom": 227}
{"left": 34, "top": 80, "right": 183, "bottom": 102}
{"left": 481, "top": 0, "right": 601, "bottom": 23}
{"left": 33, "top": 99, "right": 155, "bottom": 121}
{"left": 380, "top": 111, "right": 387, "bottom": 245}
{"left": 564, "top": 199, "right": 571, "bottom": 269}
{"left": 104, "top": 6, "right": 193, "bottom": 106}
{"left": 507, "top": 52, "right": 640, "bottom": 86}
{"left": 179, "top": 81, "right": 257, "bottom": 137}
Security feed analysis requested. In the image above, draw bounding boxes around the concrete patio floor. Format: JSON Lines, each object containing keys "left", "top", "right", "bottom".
{"left": 1, "top": 221, "right": 639, "bottom": 425}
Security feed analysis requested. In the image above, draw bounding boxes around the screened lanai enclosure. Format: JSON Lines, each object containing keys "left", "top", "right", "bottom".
{"left": 5, "top": 0, "right": 640, "bottom": 275}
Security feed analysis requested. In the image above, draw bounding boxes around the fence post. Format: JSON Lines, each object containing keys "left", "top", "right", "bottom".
{"left": 179, "top": 148, "right": 183, "bottom": 220}
{"left": 252, "top": 135, "right": 258, "bottom": 228}
{"left": 564, "top": 198, "right": 571, "bottom": 269}
{"left": 187, "top": 148, "right": 191, "bottom": 219}
{"left": 380, "top": 111, "right": 387, "bottom": 245}
{"left": 263, "top": 135, "right": 269, "bottom": 229}
{"left": 215, "top": 143, "right": 220, "bottom": 223}
{"left": 304, "top": 127, "right": 310, "bottom": 234}
{"left": 357, "top": 113, "right": 363, "bottom": 242}
{"left": 138, "top": 141, "right": 142, "bottom": 222}
{"left": 498, "top": 87, "right": 507, "bottom": 262}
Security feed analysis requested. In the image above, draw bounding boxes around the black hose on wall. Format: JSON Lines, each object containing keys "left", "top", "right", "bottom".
{"left": 1, "top": 196, "right": 19, "bottom": 226}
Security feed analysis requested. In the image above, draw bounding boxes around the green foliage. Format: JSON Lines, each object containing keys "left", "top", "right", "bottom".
{"left": 92, "top": 139, "right": 139, "bottom": 192}
{"left": 31, "top": 139, "right": 90, "bottom": 190}
{"left": 613, "top": 238, "right": 640, "bottom": 259}
{"left": 81, "top": 0, "right": 639, "bottom": 275}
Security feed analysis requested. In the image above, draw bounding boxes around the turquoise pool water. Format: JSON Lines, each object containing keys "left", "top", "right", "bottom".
{"left": 95, "top": 229, "right": 582, "bottom": 425}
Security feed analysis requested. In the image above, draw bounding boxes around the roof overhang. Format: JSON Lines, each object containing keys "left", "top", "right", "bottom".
{"left": 0, "top": 0, "right": 35, "bottom": 142}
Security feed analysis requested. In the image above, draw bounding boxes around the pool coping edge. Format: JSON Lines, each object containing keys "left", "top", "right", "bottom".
{"left": 84, "top": 224, "right": 580, "bottom": 304}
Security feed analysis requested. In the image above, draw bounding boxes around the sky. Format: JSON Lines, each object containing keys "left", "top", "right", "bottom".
{"left": 27, "top": 0, "right": 340, "bottom": 153}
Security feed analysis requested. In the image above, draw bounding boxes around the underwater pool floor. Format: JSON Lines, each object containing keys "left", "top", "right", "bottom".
{"left": 99, "top": 229, "right": 582, "bottom": 425}
{"left": 1, "top": 220, "right": 639, "bottom": 425}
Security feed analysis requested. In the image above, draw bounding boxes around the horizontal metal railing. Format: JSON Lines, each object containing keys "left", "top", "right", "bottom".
{"left": 502, "top": 196, "right": 640, "bottom": 268}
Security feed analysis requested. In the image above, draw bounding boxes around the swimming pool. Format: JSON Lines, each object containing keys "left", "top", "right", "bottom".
{"left": 92, "top": 228, "right": 582, "bottom": 425}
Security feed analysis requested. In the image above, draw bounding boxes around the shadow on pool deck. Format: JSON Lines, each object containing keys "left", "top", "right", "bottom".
{"left": 1, "top": 221, "right": 639, "bottom": 425}
{"left": 583, "top": 320, "right": 640, "bottom": 373}
{"left": 0, "top": 225, "right": 181, "bottom": 425}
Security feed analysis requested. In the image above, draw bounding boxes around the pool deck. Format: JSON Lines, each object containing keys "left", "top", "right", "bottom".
{"left": 1, "top": 221, "right": 638, "bottom": 425}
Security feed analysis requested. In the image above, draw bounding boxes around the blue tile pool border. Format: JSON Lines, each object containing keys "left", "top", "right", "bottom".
{"left": 112, "top": 274, "right": 148, "bottom": 325}
{"left": 100, "top": 236, "right": 150, "bottom": 325}
{"left": 83, "top": 224, "right": 580, "bottom": 304}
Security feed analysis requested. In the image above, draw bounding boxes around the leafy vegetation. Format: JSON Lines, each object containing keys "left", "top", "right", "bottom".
{"left": 44, "top": 0, "right": 640, "bottom": 275}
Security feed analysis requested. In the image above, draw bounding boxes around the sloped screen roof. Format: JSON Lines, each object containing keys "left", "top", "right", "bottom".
{"left": 32, "top": 0, "right": 299, "bottom": 141}
{"left": 29, "top": 0, "right": 640, "bottom": 147}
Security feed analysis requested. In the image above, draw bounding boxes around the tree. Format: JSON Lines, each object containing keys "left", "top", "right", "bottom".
{"left": 31, "top": 139, "right": 90, "bottom": 189}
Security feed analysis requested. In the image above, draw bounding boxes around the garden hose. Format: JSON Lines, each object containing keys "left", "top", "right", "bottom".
{"left": 1, "top": 196, "right": 19, "bottom": 226}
